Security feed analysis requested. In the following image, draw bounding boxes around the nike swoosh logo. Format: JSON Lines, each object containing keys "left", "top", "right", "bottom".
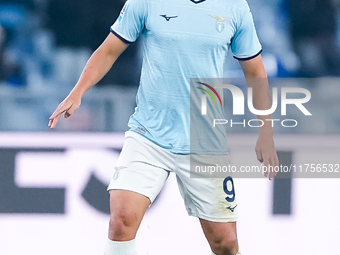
{"left": 160, "top": 14, "right": 178, "bottom": 21}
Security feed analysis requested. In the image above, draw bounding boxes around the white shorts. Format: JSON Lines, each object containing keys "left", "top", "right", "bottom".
{"left": 108, "top": 131, "right": 237, "bottom": 222}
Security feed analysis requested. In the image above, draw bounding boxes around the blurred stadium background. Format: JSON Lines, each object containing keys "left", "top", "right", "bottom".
{"left": 0, "top": 0, "right": 340, "bottom": 254}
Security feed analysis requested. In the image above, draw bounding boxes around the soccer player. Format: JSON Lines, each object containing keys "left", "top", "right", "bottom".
{"left": 49, "top": 0, "right": 279, "bottom": 254}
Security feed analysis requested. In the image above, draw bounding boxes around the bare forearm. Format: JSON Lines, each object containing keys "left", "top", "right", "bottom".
{"left": 72, "top": 49, "right": 115, "bottom": 96}
{"left": 239, "top": 55, "right": 279, "bottom": 178}
{"left": 71, "top": 34, "right": 128, "bottom": 98}
{"left": 48, "top": 33, "right": 128, "bottom": 129}
{"left": 240, "top": 55, "right": 273, "bottom": 135}
{"left": 249, "top": 78, "right": 273, "bottom": 135}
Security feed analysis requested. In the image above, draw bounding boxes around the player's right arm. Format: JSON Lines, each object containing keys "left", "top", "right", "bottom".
{"left": 48, "top": 33, "right": 128, "bottom": 129}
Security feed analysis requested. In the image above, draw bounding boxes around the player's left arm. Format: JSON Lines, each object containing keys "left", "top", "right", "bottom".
{"left": 239, "top": 54, "right": 279, "bottom": 180}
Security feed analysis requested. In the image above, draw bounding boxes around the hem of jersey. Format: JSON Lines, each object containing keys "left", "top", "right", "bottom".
{"left": 129, "top": 130, "right": 173, "bottom": 151}
{"left": 188, "top": 211, "right": 238, "bottom": 223}
{"left": 129, "top": 130, "right": 191, "bottom": 154}
{"left": 188, "top": 150, "right": 229, "bottom": 156}
{"left": 233, "top": 49, "right": 262, "bottom": 61}
{"left": 128, "top": 131, "right": 229, "bottom": 155}
{"left": 110, "top": 28, "right": 133, "bottom": 44}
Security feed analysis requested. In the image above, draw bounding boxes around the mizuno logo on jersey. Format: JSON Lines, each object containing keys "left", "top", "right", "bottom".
{"left": 210, "top": 15, "right": 230, "bottom": 33}
{"left": 226, "top": 205, "right": 237, "bottom": 212}
{"left": 160, "top": 15, "right": 178, "bottom": 21}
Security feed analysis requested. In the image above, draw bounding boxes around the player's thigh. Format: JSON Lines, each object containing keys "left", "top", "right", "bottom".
{"left": 108, "top": 131, "right": 172, "bottom": 203}
{"left": 199, "top": 220, "right": 238, "bottom": 253}
{"left": 108, "top": 162, "right": 169, "bottom": 229}
{"left": 108, "top": 189, "right": 151, "bottom": 241}
{"left": 109, "top": 189, "right": 150, "bottom": 224}
{"left": 200, "top": 219, "right": 237, "bottom": 242}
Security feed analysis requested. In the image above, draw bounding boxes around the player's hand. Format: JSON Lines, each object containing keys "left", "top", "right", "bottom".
{"left": 48, "top": 94, "right": 81, "bottom": 129}
{"left": 255, "top": 133, "right": 279, "bottom": 180}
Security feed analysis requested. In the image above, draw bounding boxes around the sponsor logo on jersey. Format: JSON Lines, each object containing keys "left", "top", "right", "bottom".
{"left": 118, "top": 0, "right": 130, "bottom": 22}
{"left": 135, "top": 126, "right": 147, "bottom": 134}
{"left": 210, "top": 15, "right": 230, "bottom": 33}
{"left": 226, "top": 205, "right": 237, "bottom": 212}
{"left": 160, "top": 15, "right": 178, "bottom": 21}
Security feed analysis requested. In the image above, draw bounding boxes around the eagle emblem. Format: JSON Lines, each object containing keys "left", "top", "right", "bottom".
{"left": 210, "top": 15, "right": 230, "bottom": 33}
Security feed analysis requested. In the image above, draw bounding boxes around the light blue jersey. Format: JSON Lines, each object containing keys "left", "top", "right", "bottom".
{"left": 111, "top": 0, "right": 262, "bottom": 154}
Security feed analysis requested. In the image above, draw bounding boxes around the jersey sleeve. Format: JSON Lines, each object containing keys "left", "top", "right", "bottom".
{"left": 110, "top": 0, "right": 147, "bottom": 43}
{"left": 231, "top": 3, "right": 262, "bottom": 60}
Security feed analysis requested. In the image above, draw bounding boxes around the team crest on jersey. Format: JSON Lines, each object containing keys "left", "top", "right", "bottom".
{"left": 210, "top": 15, "right": 230, "bottom": 33}
{"left": 118, "top": 0, "right": 130, "bottom": 21}
{"left": 113, "top": 166, "right": 126, "bottom": 180}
